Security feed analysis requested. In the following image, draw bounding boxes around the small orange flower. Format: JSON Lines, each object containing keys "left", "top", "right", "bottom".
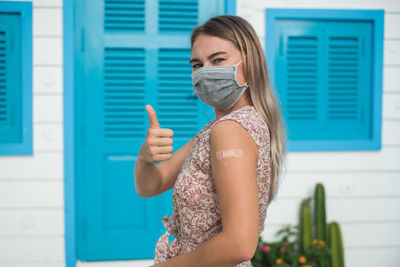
{"left": 320, "top": 240, "right": 326, "bottom": 245}
{"left": 298, "top": 256, "right": 307, "bottom": 264}
{"left": 312, "top": 239, "right": 317, "bottom": 245}
{"left": 276, "top": 258, "right": 283, "bottom": 265}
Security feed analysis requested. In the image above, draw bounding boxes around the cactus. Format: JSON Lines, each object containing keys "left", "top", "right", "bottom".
{"left": 327, "top": 221, "right": 331, "bottom": 247}
{"left": 336, "top": 222, "right": 345, "bottom": 267}
{"left": 299, "top": 198, "right": 313, "bottom": 253}
{"left": 253, "top": 182, "right": 346, "bottom": 267}
{"left": 328, "top": 222, "right": 345, "bottom": 267}
{"left": 315, "top": 183, "right": 327, "bottom": 241}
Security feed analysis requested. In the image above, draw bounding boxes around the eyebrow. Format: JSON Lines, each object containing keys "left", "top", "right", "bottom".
{"left": 189, "top": 51, "right": 228, "bottom": 64}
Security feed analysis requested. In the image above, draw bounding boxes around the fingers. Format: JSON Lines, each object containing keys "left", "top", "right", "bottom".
{"left": 144, "top": 105, "right": 174, "bottom": 163}
{"left": 151, "top": 146, "right": 174, "bottom": 155}
{"left": 147, "top": 128, "right": 174, "bottom": 138}
{"left": 147, "top": 137, "right": 173, "bottom": 146}
{"left": 145, "top": 140, "right": 173, "bottom": 163}
{"left": 146, "top": 104, "right": 160, "bottom": 129}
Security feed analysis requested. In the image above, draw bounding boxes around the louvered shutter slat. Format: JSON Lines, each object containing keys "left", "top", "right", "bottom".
{"left": 159, "top": 0, "right": 198, "bottom": 33}
{"left": 158, "top": 48, "right": 198, "bottom": 138}
{"left": 103, "top": 47, "right": 145, "bottom": 138}
{"left": 286, "top": 35, "right": 319, "bottom": 121}
{"left": 275, "top": 19, "right": 373, "bottom": 143}
{"left": 104, "top": 0, "right": 145, "bottom": 32}
{"left": 0, "top": 14, "right": 22, "bottom": 144}
{"left": 0, "top": 31, "right": 7, "bottom": 125}
{"left": 327, "top": 36, "right": 359, "bottom": 121}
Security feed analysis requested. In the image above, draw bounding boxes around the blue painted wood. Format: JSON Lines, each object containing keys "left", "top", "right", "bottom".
{"left": 63, "top": 0, "right": 77, "bottom": 266}
{"left": 265, "top": 9, "right": 384, "bottom": 151}
{"left": 225, "top": 0, "right": 236, "bottom": 15}
{"left": 0, "top": 1, "right": 32, "bottom": 155}
{"left": 0, "top": 14, "right": 21, "bottom": 144}
{"left": 74, "top": 0, "right": 224, "bottom": 261}
{"left": 276, "top": 20, "right": 372, "bottom": 141}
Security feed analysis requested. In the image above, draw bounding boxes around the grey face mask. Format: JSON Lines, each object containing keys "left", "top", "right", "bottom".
{"left": 191, "top": 59, "right": 248, "bottom": 110}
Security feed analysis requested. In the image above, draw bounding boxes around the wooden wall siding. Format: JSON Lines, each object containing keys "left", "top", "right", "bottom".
{"left": 237, "top": 1, "right": 400, "bottom": 267}
{"left": 0, "top": 0, "right": 65, "bottom": 266}
{"left": 0, "top": 0, "right": 399, "bottom": 266}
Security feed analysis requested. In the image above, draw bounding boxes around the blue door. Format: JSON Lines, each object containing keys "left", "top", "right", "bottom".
{"left": 74, "top": 0, "right": 224, "bottom": 261}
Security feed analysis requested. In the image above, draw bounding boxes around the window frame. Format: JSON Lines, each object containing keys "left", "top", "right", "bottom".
{"left": 0, "top": 1, "right": 32, "bottom": 156}
{"left": 265, "top": 8, "right": 384, "bottom": 151}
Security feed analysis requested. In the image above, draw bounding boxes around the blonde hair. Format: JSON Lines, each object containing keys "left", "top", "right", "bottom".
{"left": 191, "top": 15, "right": 286, "bottom": 203}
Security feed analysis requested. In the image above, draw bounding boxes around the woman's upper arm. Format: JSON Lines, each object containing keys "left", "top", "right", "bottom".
{"left": 153, "top": 136, "right": 195, "bottom": 196}
{"left": 210, "top": 120, "right": 259, "bottom": 260}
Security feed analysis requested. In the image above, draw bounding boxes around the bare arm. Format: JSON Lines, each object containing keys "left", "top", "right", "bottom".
{"left": 151, "top": 119, "right": 260, "bottom": 266}
{"left": 134, "top": 105, "right": 195, "bottom": 198}
{"left": 151, "top": 137, "right": 195, "bottom": 196}
{"left": 134, "top": 136, "right": 194, "bottom": 198}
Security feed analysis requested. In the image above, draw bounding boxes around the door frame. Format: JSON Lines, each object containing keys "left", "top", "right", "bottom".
{"left": 63, "top": 1, "right": 236, "bottom": 266}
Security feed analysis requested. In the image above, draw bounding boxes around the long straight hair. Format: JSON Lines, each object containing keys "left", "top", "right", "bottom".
{"left": 191, "top": 15, "right": 286, "bottom": 203}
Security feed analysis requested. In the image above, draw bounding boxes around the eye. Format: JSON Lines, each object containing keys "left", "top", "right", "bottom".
{"left": 192, "top": 63, "right": 203, "bottom": 69}
{"left": 213, "top": 58, "right": 225, "bottom": 64}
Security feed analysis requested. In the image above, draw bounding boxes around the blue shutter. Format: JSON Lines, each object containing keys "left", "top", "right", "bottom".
{"left": 275, "top": 20, "right": 372, "bottom": 143}
{"left": 158, "top": 48, "right": 199, "bottom": 138}
{"left": 76, "top": 0, "right": 224, "bottom": 261}
{"left": 103, "top": 47, "right": 146, "bottom": 138}
{"left": 158, "top": 0, "right": 198, "bottom": 32}
{"left": 104, "top": 0, "right": 145, "bottom": 32}
{"left": 0, "top": 14, "right": 22, "bottom": 144}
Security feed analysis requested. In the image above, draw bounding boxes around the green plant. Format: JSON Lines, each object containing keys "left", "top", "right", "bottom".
{"left": 315, "top": 183, "right": 327, "bottom": 241}
{"left": 299, "top": 198, "right": 313, "bottom": 253}
{"left": 252, "top": 183, "right": 345, "bottom": 267}
{"left": 327, "top": 222, "right": 345, "bottom": 267}
{"left": 251, "top": 224, "right": 329, "bottom": 267}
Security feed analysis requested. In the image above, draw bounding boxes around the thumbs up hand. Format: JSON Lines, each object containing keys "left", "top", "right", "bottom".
{"left": 142, "top": 105, "right": 174, "bottom": 163}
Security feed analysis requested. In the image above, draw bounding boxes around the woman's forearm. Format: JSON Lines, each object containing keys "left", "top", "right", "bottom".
{"left": 152, "top": 232, "right": 250, "bottom": 267}
{"left": 134, "top": 144, "right": 162, "bottom": 198}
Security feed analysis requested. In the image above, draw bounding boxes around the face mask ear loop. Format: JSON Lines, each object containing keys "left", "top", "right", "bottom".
{"left": 234, "top": 56, "right": 248, "bottom": 87}
{"left": 234, "top": 55, "right": 247, "bottom": 67}
{"left": 234, "top": 59, "right": 243, "bottom": 68}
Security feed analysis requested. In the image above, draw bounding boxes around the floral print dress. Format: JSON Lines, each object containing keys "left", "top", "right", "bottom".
{"left": 154, "top": 105, "right": 271, "bottom": 266}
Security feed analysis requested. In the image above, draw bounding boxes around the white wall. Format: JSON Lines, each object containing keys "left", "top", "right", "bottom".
{"left": 0, "top": 0, "right": 398, "bottom": 267}
{"left": 0, "top": 0, "right": 65, "bottom": 266}
{"left": 0, "top": 0, "right": 152, "bottom": 266}
{"left": 236, "top": 0, "right": 400, "bottom": 266}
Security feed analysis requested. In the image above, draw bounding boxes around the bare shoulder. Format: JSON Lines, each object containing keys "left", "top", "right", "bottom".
{"left": 210, "top": 119, "right": 259, "bottom": 162}
{"left": 209, "top": 119, "right": 260, "bottom": 253}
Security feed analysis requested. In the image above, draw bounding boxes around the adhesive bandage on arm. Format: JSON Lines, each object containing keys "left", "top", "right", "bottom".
{"left": 215, "top": 148, "right": 244, "bottom": 160}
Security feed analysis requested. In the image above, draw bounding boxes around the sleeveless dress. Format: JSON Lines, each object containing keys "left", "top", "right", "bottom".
{"left": 154, "top": 105, "right": 271, "bottom": 266}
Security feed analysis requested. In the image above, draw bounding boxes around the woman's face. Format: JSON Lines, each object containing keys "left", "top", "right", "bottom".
{"left": 190, "top": 34, "right": 246, "bottom": 85}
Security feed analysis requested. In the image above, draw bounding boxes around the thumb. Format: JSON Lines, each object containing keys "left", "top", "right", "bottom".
{"left": 145, "top": 104, "right": 160, "bottom": 129}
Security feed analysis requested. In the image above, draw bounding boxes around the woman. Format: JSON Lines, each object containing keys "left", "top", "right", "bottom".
{"left": 134, "top": 15, "right": 286, "bottom": 267}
